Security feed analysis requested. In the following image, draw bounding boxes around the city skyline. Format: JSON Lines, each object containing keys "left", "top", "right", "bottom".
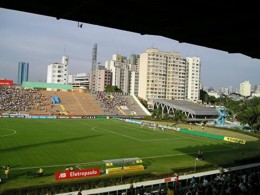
{"left": 0, "top": 8, "right": 260, "bottom": 90}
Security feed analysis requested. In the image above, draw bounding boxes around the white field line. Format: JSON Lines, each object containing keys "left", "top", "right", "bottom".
{"left": 75, "top": 165, "right": 81, "bottom": 170}
{"left": 116, "top": 122, "right": 227, "bottom": 146}
{"left": 11, "top": 161, "right": 102, "bottom": 171}
{"left": 80, "top": 122, "right": 182, "bottom": 141}
{"left": 7, "top": 121, "right": 237, "bottom": 171}
{"left": 11, "top": 147, "right": 238, "bottom": 171}
{"left": 0, "top": 128, "right": 17, "bottom": 137}
{"left": 80, "top": 123, "right": 109, "bottom": 133}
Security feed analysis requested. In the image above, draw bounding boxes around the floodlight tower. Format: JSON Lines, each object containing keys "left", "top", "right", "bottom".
{"left": 89, "top": 43, "right": 98, "bottom": 92}
{"left": 92, "top": 43, "right": 97, "bottom": 71}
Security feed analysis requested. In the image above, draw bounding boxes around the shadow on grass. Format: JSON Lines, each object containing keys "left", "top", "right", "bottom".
{"left": 173, "top": 139, "right": 260, "bottom": 173}
{"left": 0, "top": 134, "right": 102, "bottom": 153}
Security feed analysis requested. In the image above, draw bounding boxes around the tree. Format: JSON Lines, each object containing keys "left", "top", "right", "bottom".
{"left": 138, "top": 97, "right": 148, "bottom": 109}
{"left": 104, "top": 85, "right": 122, "bottom": 93}
{"left": 236, "top": 97, "right": 260, "bottom": 131}
{"left": 200, "top": 89, "right": 209, "bottom": 103}
{"left": 172, "top": 110, "right": 187, "bottom": 123}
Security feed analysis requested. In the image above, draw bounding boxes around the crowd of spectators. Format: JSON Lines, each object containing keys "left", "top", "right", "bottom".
{"left": 120, "top": 170, "right": 260, "bottom": 195}
{"left": 0, "top": 87, "right": 47, "bottom": 114}
{"left": 190, "top": 170, "right": 260, "bottom": 195}
{"left": 96, "top": 92, "right": 129, "bottom": 115}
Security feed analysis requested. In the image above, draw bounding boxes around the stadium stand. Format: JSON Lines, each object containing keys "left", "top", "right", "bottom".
{"left": 40, "top": 91, "right": 105, "bottom": 115}
{"left": 0, "top": 87, "right": 49, "bottom": 114}
{"left": 0, "top": 87, "right": 150, "bottom": 116}
{"left": 58, "top": 163, "right": 260, "bottom": 195}
{"left": 95, "top": 92, "right": 149, "bottom": 116}
{"left": 124, "top": 95, "right": 148, "bottom": 116}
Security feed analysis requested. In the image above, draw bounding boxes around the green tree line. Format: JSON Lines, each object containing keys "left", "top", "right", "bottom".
{"left": 200, "top": 90, "right": 260, "bottom": 131}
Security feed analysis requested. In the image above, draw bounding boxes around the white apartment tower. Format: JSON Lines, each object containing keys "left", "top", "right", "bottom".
{"left": 47, "top": 55, "right": 69, "bottom": 84}
{"left": 138, "top": 48, "right": 201, "bottom": 101}
{"left": 240, "top": 80, "right": 251, "bottom": 97}
{"left": 105, "top": 54, "right": 130, "bottom": 94}
{"left": 186, "top": 57, "right": 201, "bottom": 101}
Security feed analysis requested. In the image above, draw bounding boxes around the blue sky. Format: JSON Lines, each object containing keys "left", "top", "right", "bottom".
{"left": 0, "top": 8, "right": 260, "bottom": 91}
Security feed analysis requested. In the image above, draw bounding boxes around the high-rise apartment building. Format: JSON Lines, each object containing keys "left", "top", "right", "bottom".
{"left": 105, "top": 54, "right": 130, "bottom": 95}
{"left": 138, "top": 48, "right": 201, "bottom": 101}
{"left": 240, "top": 81, "right": 251, "bottom": 97}
{"left": 129, "top": 54, "right": 140, "bottom": 96}
{"left": 91, "top": 65, "right": 112, "bottom": 92}
{"left": 17, "top": 62, "right": 29, "bottom": 84}
{"left": 47, "top": 55, "right": 68, "bottom": 84}
{"left": 186, "top": 57, "right": 201, "bottom": 101}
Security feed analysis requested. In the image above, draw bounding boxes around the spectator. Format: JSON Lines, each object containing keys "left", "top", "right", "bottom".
{"left": 36, "top": 167, "right": 44, "bottom": 176}
{"left": 138, "top": 185, "right": 145, "bottom": 195}
{"left": 77, "top": 188, "right": 82, "bottom": 195}
{"left": 174, "top": 175, "right": 180, "bottom": 194}
{"left": 127, "top": 183, "right": 135, "bottom": 195}
{"left": 167, "top": 184, "right": 174, "bottom": 195}
{"left": 3, "top": 165, "right": 10, "bottom": 178}
{"left": 197, "top": 150, "right": 203, "bottom": 160}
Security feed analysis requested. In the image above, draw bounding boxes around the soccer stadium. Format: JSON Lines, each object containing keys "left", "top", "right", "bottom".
{"left": 1, "top": 85, "right": 260, "bottom": 195}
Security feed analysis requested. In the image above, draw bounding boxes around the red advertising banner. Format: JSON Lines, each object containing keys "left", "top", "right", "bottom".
{"left": 0, "top": 80, "right": 13, "bottom": 86}
{"left": 164, "top": 178, "right": 172, "bottom": 182}
{"left": 55, "top": 168, "right": 100, "bottom": 180}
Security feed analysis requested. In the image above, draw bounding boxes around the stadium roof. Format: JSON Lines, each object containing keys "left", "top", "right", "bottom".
{"left": 0, "top": 0, "right": 260, "bottom": 59}
{"left": 153, "top": 99, "right": 219, "bottom": 116}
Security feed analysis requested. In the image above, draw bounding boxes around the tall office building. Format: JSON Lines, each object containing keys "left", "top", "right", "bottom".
{"left": 138, "top": 48, "right": 201, "bottom": 101}
{"left": 17, "top": 62, "right": 29, "bottom": 84}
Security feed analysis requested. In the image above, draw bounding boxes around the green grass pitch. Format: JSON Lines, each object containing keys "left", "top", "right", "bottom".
{"left": 0, "top": 118, "right": 259, "bottom": 191}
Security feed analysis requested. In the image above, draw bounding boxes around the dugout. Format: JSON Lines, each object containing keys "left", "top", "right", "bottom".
{"left": 103, "top": 157, "right": 143, "bottom": 167}
{"left": 103, "top": 157, "right": 144, "bottom": 174}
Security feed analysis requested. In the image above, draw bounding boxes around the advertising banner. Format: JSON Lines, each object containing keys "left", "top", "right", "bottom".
{"left": 224, "top": 136, "right": 246, "bottom": 144}
{"left": 164, "top": 178, "right": 172, "bottom": 182}
{"left": 55, "top": 168, "right": 100, "bottom": 180}
{"left": 0, "top": 80, "right": 13, "bottom": 86}
{"left": 106, "top": 165, "right": 144, "bottom": 174}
